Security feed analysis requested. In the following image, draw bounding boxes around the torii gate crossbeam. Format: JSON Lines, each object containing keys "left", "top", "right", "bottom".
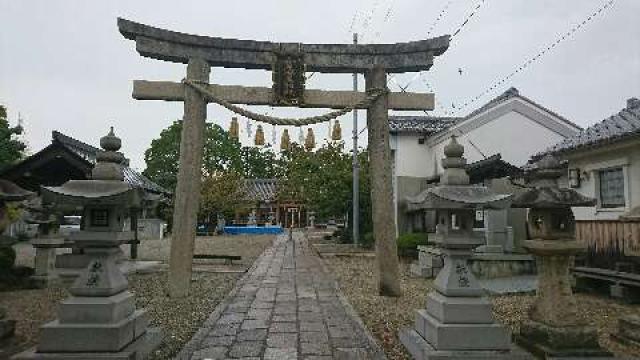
{"left": 118, "top": 18, "right": 450, "bottom": 298}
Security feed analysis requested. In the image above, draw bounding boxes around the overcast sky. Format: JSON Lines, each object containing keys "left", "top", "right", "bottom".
{"left": 1, "top": 0, "right": 639, "bottom": 170}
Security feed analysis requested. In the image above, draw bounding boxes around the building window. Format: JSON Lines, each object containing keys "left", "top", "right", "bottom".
{"left": 599, "top": 167, "right": 625, "bottom": 208}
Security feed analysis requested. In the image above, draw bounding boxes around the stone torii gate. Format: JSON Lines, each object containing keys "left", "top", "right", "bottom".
{"left": 118, "top": 18, "right": 450, "bottom": 298}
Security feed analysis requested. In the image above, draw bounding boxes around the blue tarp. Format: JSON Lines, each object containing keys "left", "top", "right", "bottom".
{"left": 224, "top": 226, "right": 284, "bottom": 235}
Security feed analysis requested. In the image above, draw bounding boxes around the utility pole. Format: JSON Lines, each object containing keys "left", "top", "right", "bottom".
{"left": 352, "top": 32, "right": 359, "bottom": 246}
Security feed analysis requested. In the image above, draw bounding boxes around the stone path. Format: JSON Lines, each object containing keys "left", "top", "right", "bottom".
{"left": 178, "top": 231, "right": 384, "bottom": 360}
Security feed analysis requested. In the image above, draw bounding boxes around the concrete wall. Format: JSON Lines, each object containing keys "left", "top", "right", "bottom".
{"left": 562, "top": 138, "right": 640, "bottom": 221}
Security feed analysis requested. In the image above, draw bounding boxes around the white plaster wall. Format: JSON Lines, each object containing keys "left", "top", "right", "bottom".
{"left": 431, "top": 111, "right": 568, "bottom": 172}
{"left": 564, "top": 140, "right": 640, "bottom": 221}
{"left": 393, "top": 134, "right": 435, "bottom": 178}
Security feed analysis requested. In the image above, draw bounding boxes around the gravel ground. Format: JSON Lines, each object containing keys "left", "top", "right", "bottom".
{"left": 1, "top": 234, "right": 274, "bottom": 360}
{"left": 325, "top": 255, "right": 640, "bottom": 360}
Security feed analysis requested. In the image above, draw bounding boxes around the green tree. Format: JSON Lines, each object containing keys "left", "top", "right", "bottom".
{"left": 143, "top": 120, "right": 281, "bottom": 191}
{"left": 239, "top": 145, "right": 280, "bottom": 179}
{"left": 200, "top": 171, "right": 247, "bottom": 221}
{"left": 0, "top": 106, "right": 26, "bottom": 170}
{"left": 143, "top": 121, "right": 241, "bottom": 191}
{"left": 278, "top": 141, "right": 372, "bottom": 236}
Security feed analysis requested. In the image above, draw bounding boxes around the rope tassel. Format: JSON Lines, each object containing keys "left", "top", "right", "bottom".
{"left": 229, "top": 117, "right": 239, "bottom": 140}
{"left": 254, "top": 124, "right": 265, "bottom": 146}
{"left": 332, "top": 121, "right": 342, "bottom": 141}
{"left": 182, "top": 79, "right": 386, "bottom": 126}
{"left": 305, "top": 128, "right": 315, "bottom": 151}
{"left": 280, "top": 129, "right": 291, "bottom": 151}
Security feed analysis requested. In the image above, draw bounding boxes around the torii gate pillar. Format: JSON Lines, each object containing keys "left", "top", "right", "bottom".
{"left": 366, "top": 66, "right": 402, "bottom": 296}
{"left": 169, "top": 58, "right": 210, "bottom": 297}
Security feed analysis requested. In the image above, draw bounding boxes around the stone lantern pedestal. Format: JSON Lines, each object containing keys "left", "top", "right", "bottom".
{"left": 512, "top": 155, "right": 612, "bottom": 358}
{"left": 400, "top": 137, "right": 532, "bottom": 359}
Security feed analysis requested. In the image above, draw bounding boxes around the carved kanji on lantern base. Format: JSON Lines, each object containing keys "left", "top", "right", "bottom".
{"left": 400, "top": 137, "right": 532, "bottom": 359}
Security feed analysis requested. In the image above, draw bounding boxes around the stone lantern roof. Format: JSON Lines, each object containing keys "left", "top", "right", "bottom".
{"left": 406, "top": 136, "right": 512, "bottom": 211}
{"left": 512, "top": 154, "right": 595, "bottom": 209}
{"left": 0, "top": 179, "right": 34, "bottom": 203}
{"left": 41, "top": 128, "right": 142, "bottom": 208}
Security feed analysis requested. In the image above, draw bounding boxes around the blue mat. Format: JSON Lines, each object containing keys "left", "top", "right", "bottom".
{"left": 224, "top": 226, "right": 284, "bottom": 235}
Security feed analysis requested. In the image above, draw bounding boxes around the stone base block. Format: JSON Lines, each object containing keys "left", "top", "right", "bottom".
{"left": 55, "top": 253, "right": 90, "bottom": 269}
{"left": 469, "top": 253, "right": 535, "bottom": 279}
{"left": 38, "top": 309, "right": 148, "bottom": 352}
{"left": 416, "top": 311, "right": 510, "bottom": 351}
{"left": 58, "top": 291, "right": 135, "bottom": 324}
{"left": 12, "top": 327, "right": 162, "bottom": 360}
{"left": 0, "top": 318, "right": 16, "bottom": 339}
{"left": 475, "top": 245, "right": 504, "bottom": 253}
{"left": 410, "top": 263, "right": 441, "bottom": 278}
{"left": 400, "top": 328, "right": 533, "bottom": 360}
{"left": 516, "top": 320, "right": 612, "bottom": 358}
{"left": 610, "top": 284, "right": 640, "bottom": 303}
{"left": 425, "top": 293, "right": 493, "bottom": 324}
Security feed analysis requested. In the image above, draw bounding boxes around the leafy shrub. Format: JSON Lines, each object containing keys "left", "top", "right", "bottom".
{"left": 397, "top": 232, "right": 429, "bottom": 258}
{"left": 360, "top": 232, "right": 375, "bottom": 249}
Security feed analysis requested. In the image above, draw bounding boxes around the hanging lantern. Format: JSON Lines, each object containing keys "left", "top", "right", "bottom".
{"left": 280, "top": 129, "right": 290, "bottom": 151}
{"left": 332, "top": 120, "right": 342, "bottom": 141}
{"left": 229, "top": 117, "right": 239, "bottom": 140}
{"left": 305, "top": 128, "right": 315, "bottom": 151}
{"left": 254, "top": 124, "right": 265, "bottom": 146}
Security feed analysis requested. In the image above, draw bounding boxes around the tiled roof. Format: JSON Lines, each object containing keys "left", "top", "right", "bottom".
{"left": 244, "top": 179, "right": 278, "bottom": 203}
{"left": 544, "top": 98, "right": 640, "bottom": 155}
{"left": 52, "top": 131, "right": 171, "bottom": 195}
{"left": 389, "top": 87, "right": 579, "bottom": 135}
{"left": 388, "top": 116, "right": 463, "bottom": 134}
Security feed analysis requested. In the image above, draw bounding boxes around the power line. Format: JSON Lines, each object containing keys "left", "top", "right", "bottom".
{"left": 389, "top": 0, "right": 484, "bottom": 112}
{"left": 426, "top": 0, "right": 455, "bottom": 37}
{"left": 450, "top": 0, "right": 486, "bottom": 39}
{"left": 452, "top": 0, "right": 616, "bottom": 115}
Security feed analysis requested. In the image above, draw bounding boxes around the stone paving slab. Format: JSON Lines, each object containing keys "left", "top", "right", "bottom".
{"left": 178, "top": 231, "right": 385, "bottom": 359}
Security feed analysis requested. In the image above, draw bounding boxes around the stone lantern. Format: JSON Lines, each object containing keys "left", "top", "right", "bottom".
{"left": 26, "top": 200, "right": 64, "bottom": 286}
{"left": 14, "top": 127, "right": 161, "bottom": 360}
{"left": 0, "top": 180, "right": 34, "bottom": 340}
{"left": 401, "top": 136, "right": 531, "bottom": 359}
{"left": 512, "top": 155, "right": 611, "bottom": 358}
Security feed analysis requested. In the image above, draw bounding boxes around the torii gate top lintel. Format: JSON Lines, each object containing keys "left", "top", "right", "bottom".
{"left": 118, "top": 17, "right": 450, "bottom": 74}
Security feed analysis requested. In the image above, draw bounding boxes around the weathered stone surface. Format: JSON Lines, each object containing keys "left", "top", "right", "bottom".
{"left": 512, "top": 155, "right": 611, "bottom": 358}
{"left": 178, "top": 233, "right": 384, "bottom": 359}
{"left": 400, "top": 328, "right": 532, "bottom": 360}
{"left": 133, "top": 80, "right": 435, "bottom": 111}
{"left": 37, "top": 309, "right": 148, "bottom": 352}
{"left": 14, "top": 327, "right": 162, "bottom": 360}
{"left": 229, "top": 341, "right": 263, "bottom": 357}
{"left": 417, "top": 311, "right": 510, "bottom": 351}
{"left": 0, "top": 318, "right": 16, "bottom": 339}
{"left": 401, "top": 137, "right": 528, "bottom": 359}
{"left": 424, "top": 293, "right": 494, "bottom": 324}
{"left": 366, "top": 65, "right": 402, "bottom": 297}
{"left": 167, "top": 57, "right": 210, "bottom": 298}
{"left": 118, "top": 18, "right": 449, "bottom": 73}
